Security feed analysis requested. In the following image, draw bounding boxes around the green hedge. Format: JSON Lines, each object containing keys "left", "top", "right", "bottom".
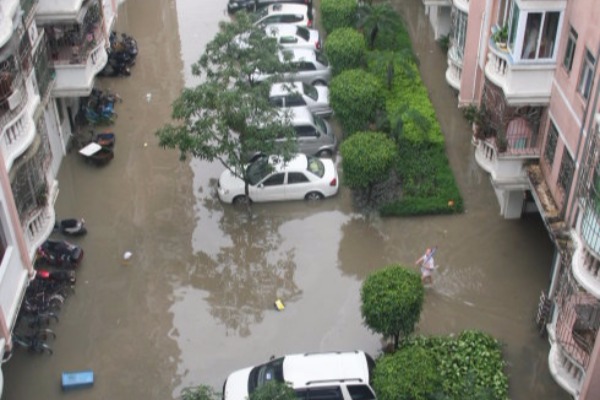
{"left": 378, "top": 331, "right": 509, "bottom": 400}
{"left": 340, "top": 132, "right": 397, "bottom": 189}
{"left": 324, "top": 27, "right": 366, "bottom": 75}
{"left": 329, "top": 69, "right": 384, "bottom": 136}
{"left": 320, "top": 0, "right": 358, "bottom": 34}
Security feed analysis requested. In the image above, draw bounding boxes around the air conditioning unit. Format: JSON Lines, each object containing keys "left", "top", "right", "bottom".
{"left": 8, "top": 88, "right": 23, "bottom": 110}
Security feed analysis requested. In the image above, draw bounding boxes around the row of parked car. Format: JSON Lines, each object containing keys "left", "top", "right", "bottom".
{"left": 217, "top": 1, "right": 340, "bottom": 205}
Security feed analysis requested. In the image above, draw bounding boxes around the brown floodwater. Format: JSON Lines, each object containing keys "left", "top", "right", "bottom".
{"left": 2, "top": 0, "right": 569, "bottom": 399}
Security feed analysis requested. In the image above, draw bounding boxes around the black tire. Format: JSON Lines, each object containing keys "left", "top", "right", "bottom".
{"left": 305, "top": 192, "right": 324, "bottom": 201}
{"left": 33, "top": 342, "right": 53, "bottom": 355}
{"left": 232, "top": 195, "right": 251, "bottom": 206}
{"left": 316, "top": 149, "right": 332, "bottom": 158}
{"left": 313, "top": 80, "right": 327, "bottom": 86}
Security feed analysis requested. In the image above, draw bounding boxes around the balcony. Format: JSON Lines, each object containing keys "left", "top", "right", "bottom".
{"left": 24, "top": 179, "right": 58, "bottom": 258}
{"left": 0, "top": 0, "right": 19, "bottom": 47}
{"left": 575, "top": 209, "right": 600, "bottom": 298}
{"left": 452, "top": 0, "right": 469, "bottom": 13}
{"left": 37, "top": 0, "right": 108, "bottom": 97}
{"left": 547, "top": 288, "right": 599, "bottom": 397}
{"left": 484, "top": 40, "right": 556, "bottom": 106}
{"left": 445, "top": 45, "right": 462, "bottom": 91}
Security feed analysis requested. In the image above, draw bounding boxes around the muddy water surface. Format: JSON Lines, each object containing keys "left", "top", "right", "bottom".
{"left": 3, "top": 0, "right": 568, "bottom": 398}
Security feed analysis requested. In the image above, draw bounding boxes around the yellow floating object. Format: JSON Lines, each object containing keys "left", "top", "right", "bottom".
{"left": 274, "top": 299, "right": 285, "bottom": 311}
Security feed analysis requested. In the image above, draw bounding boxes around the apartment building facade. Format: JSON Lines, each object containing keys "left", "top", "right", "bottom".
{"left": 421, "top": 0, "right": 600, "bottom": 398}
{"left": 0, "top": 0, "right": 117, "bottom": 393}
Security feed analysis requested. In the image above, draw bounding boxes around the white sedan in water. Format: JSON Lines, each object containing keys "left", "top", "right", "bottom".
{"left": 217, "top": 154, "right": 338, "bottom": 204}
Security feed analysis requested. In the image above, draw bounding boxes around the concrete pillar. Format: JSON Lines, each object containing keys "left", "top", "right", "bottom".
{"left": 579, "top": 331, "right": 600, "bottom": 399}
{"left": 503, "top": 189, "right": 524, "bottom": 219}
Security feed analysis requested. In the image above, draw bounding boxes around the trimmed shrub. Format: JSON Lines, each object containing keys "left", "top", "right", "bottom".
{"left": 330, "top": 69, "right": 384, "bottom": 136}
{"left": 320, "top": 0, "right": 358, "bottom": 34}
{"left": 373, "top": 346, "right": 441, "bottom": 400}
{"left": 340, "top": 131, "right": 397, "bottom": 189}
{"left": 324, "top": 28, "right": 366, "bottom": 74}
{"left": 361, "top": 265, "right": 424, "bottom": 349}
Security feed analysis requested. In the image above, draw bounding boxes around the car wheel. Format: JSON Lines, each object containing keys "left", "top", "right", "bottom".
{"left": 313, "top": 80, "right": 327, "bottom": 86}
{"left": 305, "top": 192, "right": 324, "bottom": 201}
{"left": 232, "top": 195, "right": 251, "bottom": 206}
{"left": 316, "top": 149, "right": 332, "bottom": 158}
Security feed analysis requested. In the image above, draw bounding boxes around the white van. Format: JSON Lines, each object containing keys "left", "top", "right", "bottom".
{"left": 223, "top": 350, "right": 377, "bottom": 400}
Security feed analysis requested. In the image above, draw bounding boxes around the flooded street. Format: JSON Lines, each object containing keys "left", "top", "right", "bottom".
{"left": 3, "top": 0, "right": 569, "bottom": 399}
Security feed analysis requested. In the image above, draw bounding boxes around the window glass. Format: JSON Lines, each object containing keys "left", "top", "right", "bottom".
{"left": 262, "top": 172, "right": 285, "bottom": 186}
{"left": 538, "top": 11, "right": 560, "bottom": 58}
{"left": 314, "top": 115, "right": 327, "bottom": 135}
{"left": 246, "top": 156, "right": 272, "bottom": 185}
{"left": 558, "top": 150, "right": 575, "bottom": 194}
{"left": 288, "top": 172, "right": 310, "bottom": 184}
{"left": 578, "top": 49, "right": 596, "bottom": 99}
{"left": 282, "top": 14, "right": 302, "bottom": 23}
{"left": 347, "top": 385, "right": 376, "bottom": 400}
{"left": 297, "top": 61, "right": 316, "bottom": 71}
{"left": 295, "top": 125, "right": 317, "bottom": 137}
{"left": 306, "top": 387, "right": 343, "bottom": 400}
{"left": 269, "top": 96, "right": 284, "bottom": 107}
{"left": 248, "top": 357, "right": 285, "bottom": 392}
{"left": 452, "top": 9, "right": 468, "bottom": 59}
{"left": 544, "top": 122, "right": 558, "bottom": 166}
{"left": 563, "top": 27, "right": 578, "bottom": 72}
{"left": 315, "top": 51, "right": 328, "bottom": 66}
{"left": 296, "top": 26, "right": 310, "bottom": 41}
{"left": 522, "top": 13, "right": 542, "bottom": 59}
{"left": 280, "top": 36, "right": 298, "bottom": 44}
{"left": 302, "top": 83, "right": 318, "bottom": 100}
{"left": 507, "top": 2, "right": 519, "bottom": 50}
{"left": 286, "top": 95, "right": 306, "bottom": 106}
{"left": 306, "top": 156, "right": 325, "bottom": 177}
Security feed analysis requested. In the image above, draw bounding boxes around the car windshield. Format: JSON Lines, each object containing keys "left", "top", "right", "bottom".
{"left": 248, "top": 357, "right": 285, "bottom": 393}
{"left": 246, "top": 156, "right": 272, "bottom": 185}
{"left": 306, "top": 156, "right": 325, "bottom": 177}
{"left": 315, "top": 50, "right": 328, "bottom": 66}
{"left": 302, "top": 83, "right": 318, "bottom": 100}
{"left": 314, "top": 115, "right": 327, "bottom": 135}
{"left": 296, "top": 26, "right": 310, "bottom": 41}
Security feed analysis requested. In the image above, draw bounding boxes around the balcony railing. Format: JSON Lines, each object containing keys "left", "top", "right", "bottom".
{"left": 0, "top": 70, "right": 28, "bottom": 128}
{"left": 445, "top": 46, "right": 462, "bottom": 91}
{"left": 24, "top": 179, "right": 58, "bottom": 257}
{"left": 575, "top": 212, "right": 600, "bottom": 298}
{"left": 484, "top": 39, "right": 556, "bottom": 106}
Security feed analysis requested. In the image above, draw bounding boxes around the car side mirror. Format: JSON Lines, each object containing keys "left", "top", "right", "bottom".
{"left": 258, "top": 183, "right": 264, "bottom": 189}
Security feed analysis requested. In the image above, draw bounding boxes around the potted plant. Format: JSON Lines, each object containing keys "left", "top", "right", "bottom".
{"left": 462, "top": 104, "right": 484, "bottom": 144}
{"left": 496, "top": 134, "right": 508, "bottom": 153}
{"left": 492, "top": 25, "right": 508, "bottom": 50}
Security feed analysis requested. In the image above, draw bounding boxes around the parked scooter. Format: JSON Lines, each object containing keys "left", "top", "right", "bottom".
{"left": 36, "top": 269, "right": 77, "bottom": 285}
{"left": 53, "top": 218, "right": 87, "bottom": 236}
{"left": 109, "top": 31, "right": 138, "bottom": 63}
{"left": 36, "top": 240, "right": 84, "bottom": 269}
{"left": 98, "top": 55, "right": 132, "bottom": 77}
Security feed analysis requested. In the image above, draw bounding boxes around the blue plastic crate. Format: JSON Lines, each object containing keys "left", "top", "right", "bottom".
{"left": 61, "top": 370, "right": 94, "bottom": 390}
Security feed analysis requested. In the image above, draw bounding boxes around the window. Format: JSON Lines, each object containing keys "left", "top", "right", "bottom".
{"left": 285, "top": 94, "right": 306, "bottom": 107}
{"left": 281, "top": 14, "right": 302, "bottom": 23}
{"left": 296, "top": 62, "right": 316, "bottom": 71}
{"left": 280, "top": 36, "right": 298, "bottom": 44}
{"left": 452, "top": 8, "right": 468, "bottom": 59}
{"left": 521, "top": 11, "right": 560, "bottom": 59}
{"left": 269, "top": 96, "right": 284, "bottom": 107}
{"left": 563, "top": 27, "right": 577, "bottom": 72}
{"left": 295, "top": 125, "right": 317, "bottom": 137}
{"left": 347, "top": 384, "right": 376, "bottom": 400}
{"left": 578, "top": 49, "right": 595, "bottom": 99}
{"left": 305, "top": 387, "right": 343, "bottom": 400}
{"left": 0, "top": 217, "right": 7, "bottom": 263}
{"left": 315, "top": 51, "right": 328, "bottom": 66}
{"left": 507, "top": 2, "right": 519, "bottom": 50}
{"left": 262, "top": 173, "right": 285, "bottom": 186}
{"left": 287, "top": 172, "right": 309, "bottom": 184}
{"left": 544, "top": 122, "right": 558, "bottom": 165}
{"left": 558, "top": 150, "right": 575, "bottom": 194}
{"left": 296, "top": 26, "right": 310, "bottom": 41}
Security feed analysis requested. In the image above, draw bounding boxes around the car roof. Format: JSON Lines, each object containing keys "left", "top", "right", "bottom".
{"left": 282, "top": 351, "right": 370, "bottom": 388}
{"left": 270, "top": 82, "right": 304, "bottom": 96}
{"left": 283, "top": 48, "right": 317, "bottom": 62}
{"left": 265, "top": 24, "right": 300, "bottom": 36}
{"left": 266, "top": 3, "right": 309, "bottom": 14}
{"left": 268, "top": 153, "right": 308, "bottom": 172}
{"left": 287, "top": 106, "right": 315, "bottom": 124}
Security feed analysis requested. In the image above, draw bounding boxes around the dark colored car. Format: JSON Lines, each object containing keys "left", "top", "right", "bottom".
{"left": 227, "top": 0, "right": 311, "bottom": 14}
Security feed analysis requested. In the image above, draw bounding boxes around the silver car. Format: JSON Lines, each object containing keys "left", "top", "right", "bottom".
{"left": 252, "top": 48, "right": 331, "bottom": 86}
{"left": 269, "top": 82, "right": 332, "bottom": 117}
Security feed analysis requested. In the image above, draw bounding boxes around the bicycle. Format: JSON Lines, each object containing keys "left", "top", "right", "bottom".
{"left": 12, "top": 333, "right": 53, "bottom": 355}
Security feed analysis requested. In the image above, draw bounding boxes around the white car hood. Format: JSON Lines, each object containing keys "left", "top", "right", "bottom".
{"left": 224, "top": 366, "right": 253, "bottom": 400}
{"left": 315, "top": 85, "right": 330, "bottom": 106}
{"left": 219, "top": 168, "right": 246, "bottom": 193}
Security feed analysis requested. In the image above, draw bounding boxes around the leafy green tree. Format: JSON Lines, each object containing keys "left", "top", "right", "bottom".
{"left": 179, "top": 385, "right": 219, "bottom": 400}
{"left": 329, "top": 69, "right": 384, "bottom": 136}
{"left": 155, "top": 12, "right": 296, "bottom": 202}
{"left": 321, "top": 0, "right": 358, "bottom": 34}
{"left": 324, "top": 28, "right": 366, "bottom": 74}
{"left": 340, "top": 131, "right": 397, "bottom": 202}
{"left": 373, "top": 346, "right": 441, "bottom": 400}
{"left": 249, "top": 381, "right": 297, "bottom": 400}
{"left": 361, "top": 265, "right": 424, "bottom": 349}
{"left": 356, "top": 3, "right": 402, "bottom": 50}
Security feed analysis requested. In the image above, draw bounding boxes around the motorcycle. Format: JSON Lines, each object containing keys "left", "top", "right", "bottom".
{"left": 79, "top": 142, "right": 114, "bottom": 166}
{"left": 54, "top": 218, "right": 87, "bottom": 236}
{"left": 36, "top": 240, "right": 84, "bottom": 269}
{"left": 98, "top": 55, "right": 131, "bottom": 77}
{"left": 36, "top": 269, "right": 77, "bottom": 285}
{"left": 110, "top": 31, "right": 138, "bottom": 63}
